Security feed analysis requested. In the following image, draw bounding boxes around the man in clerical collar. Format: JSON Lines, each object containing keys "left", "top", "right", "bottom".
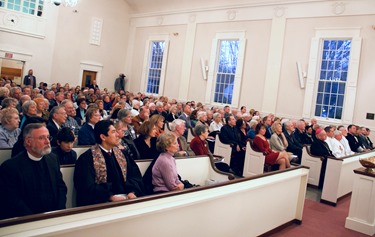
{"left": 0, "top": 123, "right": 67, "bottom": 219}
{"left": 74, "top": 120, "right": 144, "bottom": 207}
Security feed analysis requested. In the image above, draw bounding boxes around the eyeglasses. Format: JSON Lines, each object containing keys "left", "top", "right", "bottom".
{"left": 29, "top": 135, "right": 53, "bottom": 142}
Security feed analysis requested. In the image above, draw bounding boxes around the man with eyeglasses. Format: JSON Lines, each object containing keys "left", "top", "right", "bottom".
{"left": 47, "top": 106, "right": 68, "bottom": 147}
{"left": 0, "top": 123, "right": 67, "bottom": 219}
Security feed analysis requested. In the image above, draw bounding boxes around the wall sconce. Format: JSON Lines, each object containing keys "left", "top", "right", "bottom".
{"left": 173, "top": 32, "right": 179, "bottom": 36}
{"left": 200, "top": 58, "right": 209, "bottom": 80}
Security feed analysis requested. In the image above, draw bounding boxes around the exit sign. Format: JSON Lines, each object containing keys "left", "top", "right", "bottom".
{"left": 5, "top": 53, "right": 13, "bottom": 59}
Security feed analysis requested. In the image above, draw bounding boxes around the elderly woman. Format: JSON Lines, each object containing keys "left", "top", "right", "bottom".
{"left": 0, "top": 108, "right": 21, "bottom": 148}
{"left": 209, "top": 112, "right": 223, "bottom": 133}
{"left": 134, "top": 120, "right": 159, "bottom": 160}
{"left": 152, "top": 132, "right": 184, "bottom": 193}
{"left": 190, "top": 124, "right": 210, "bottom": 155}
{"left": 253, "top": 123, "right": 291, "bottom": 170}
{"left": 247, "top": 120, "right": 258, "bottom": 139}
{"left": 149, "top": 114, "right": 165, "bottom": 137}
{"left": 20, "top": 100, "right": 38, "bottom": 129}
{"left": 1, "top": 97, "right": 17, "bottom": 109}
{"left": 0, "top": 87, "right": 9, "bottom": 105}
{"left": 196, "top": 111, "right": 210, "bottom": 127}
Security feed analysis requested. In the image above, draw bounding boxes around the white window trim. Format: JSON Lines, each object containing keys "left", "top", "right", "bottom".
{"left": 205, "top": 31, "right": 246, "bottom": 108}
{"left": 302, "top": 27, "right": 361, "bottom": 125}
{"left": 140, "top": 34, "right": 169, "bottom": 96}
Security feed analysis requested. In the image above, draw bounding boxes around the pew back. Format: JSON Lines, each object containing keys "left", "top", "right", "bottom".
{"left": 301, "top": 145, "right": 322, "bottom": 187}
{"left": 0, "top": 148, "right": 11, "bottom": 165}
{"left": 243, "top": 141, "right": 266, "bottom": 177}
{"left": 213, "top": 135, "right": 232, "bottom": 166}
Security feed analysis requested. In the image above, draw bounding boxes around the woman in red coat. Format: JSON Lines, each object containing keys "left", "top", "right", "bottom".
{"left": 252, "top": 123, "right": 290, "bottom": 170}
{"left": 190, "top": 124, "right": 210, "bottom": 155}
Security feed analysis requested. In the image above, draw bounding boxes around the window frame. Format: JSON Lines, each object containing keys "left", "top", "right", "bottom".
{"left": 205, "top": 31, "right": 246, "bottom": 108}
{"left": 1, "top": 0, "right": 44, "bottom": 17}
{"left": 302, "top": 27, "right": 362, "bottom": 125}
{"left": 140, "top": 35, "right": 169, "bottom": 96}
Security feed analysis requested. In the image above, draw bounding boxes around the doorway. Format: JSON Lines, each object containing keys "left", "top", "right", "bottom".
{"left": 82, "top": 70, "right": 97, "bottom": 88}
{"left": 0, "top": 58, "right": 25, "bottom": 85}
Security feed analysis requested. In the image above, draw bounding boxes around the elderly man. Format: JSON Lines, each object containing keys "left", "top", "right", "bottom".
{"left": 262, "top": 115, "right": 272, "bottom": 139}
{"left": 0, "top": 123, "right": 67, "bottom": 219}
{"left": 47, "top": 106, "right": 67, "bottom": 147}
{"left": 45, "top": 90, "right": 57, "bottom": 111}
{"left": 283, "top": 120, "right": 303, "bottom": 164}
{"left": 61, "top": 99, "right": 80, "bottom": 135}
{"left": 170, "top": 119, "right": 195, "bottom": 157}
{"left": 331, "top": 130, "right": 351, "bottom": 158}
{"left": 74, "top": 120, "right": 144, "bottom": 206}
{"left": 77, "top": 108, "right": 101, "bottom": 145}
{"left": 131, "top": 106, "right": 150, "bottom": 134}
{"left": 294, "top": 120, "right": 312, "bottom": 145}
{"left": 310, "top": 128, "right": 333, "bottom": 188}
{"left": 337, "top": 126, "right": 355, "bottom": 155}
{"left": 178, "top": 103, "right": 192, "bottom": 139}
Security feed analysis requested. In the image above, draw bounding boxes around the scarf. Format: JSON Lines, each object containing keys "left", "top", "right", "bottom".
{"left": 91, "top": 144, "right": 127, "bottom": 184}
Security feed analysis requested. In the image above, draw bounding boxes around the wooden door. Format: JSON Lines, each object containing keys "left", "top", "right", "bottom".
{"left": 82, "top": 70, "right": 97, "bottom": 88}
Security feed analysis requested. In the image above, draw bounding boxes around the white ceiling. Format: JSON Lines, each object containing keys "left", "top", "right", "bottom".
{"left": 124, "top": 0, "right": 326, "bottom": 15}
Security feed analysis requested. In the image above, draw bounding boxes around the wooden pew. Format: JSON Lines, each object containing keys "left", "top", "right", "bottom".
{"left": 213, "top": 133, "right": 232, "bottom": 166}
{"left": 301, "top": 145, "right": 323, "bottom": 187}
{"left": 61, "top": 155, "right": 232, "bottom": 209}
{"left": 187, "top": 127, "right": 195, "bottom": 143}
{"left": 320, "top": 149, "right": 375, "bottom": 206}
{"left": 0, "top": 148, "right": 11, "bottom": 165}
{"left": 0, "top": 166, "right": 309, "bottom": 237}
{"left": 243, "top": 140, "right": 267, "bottom": 177}
{"left": 0, "top": 146, "right": 91, "bottom": 166}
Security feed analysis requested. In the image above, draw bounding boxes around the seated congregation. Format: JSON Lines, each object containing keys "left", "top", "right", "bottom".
{"left": 0, "top": 79, "right": 373, "bottom": 220}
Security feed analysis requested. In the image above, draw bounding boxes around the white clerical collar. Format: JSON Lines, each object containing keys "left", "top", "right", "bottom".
{"left": 52, "top": 119, "right": 60, "bottom": 130}
{"left": 88, "top": 123, "right": 95, "bottom": 129}
{"left": 27, "top": 151, "right": 43, "bottom": 161}
{"left": 99, "top": 145, "right": 112, "bottom": 153}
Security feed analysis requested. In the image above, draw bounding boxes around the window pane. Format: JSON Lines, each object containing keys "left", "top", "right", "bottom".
{"left": 314, "top": 39, "right": 351, "bottom": 120}
{"left": 146, "top": 41, "right": 165, "bottom": 94}
{"left": 213, "top": 40, "right": 239, "bottom": 104}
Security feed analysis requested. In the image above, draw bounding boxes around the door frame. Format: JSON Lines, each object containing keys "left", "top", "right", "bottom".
{"left": 79, "top": 61, "right": 103, "bottom": 88}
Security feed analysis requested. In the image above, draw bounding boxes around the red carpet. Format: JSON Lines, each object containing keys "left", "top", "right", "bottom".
{"left": 268, "top": 195, "right": 373, "bottom": 237}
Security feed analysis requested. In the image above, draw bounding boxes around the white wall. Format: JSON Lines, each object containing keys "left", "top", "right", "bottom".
{"left": 127, "top": 0, "right": 375, "bottom": 131}
{"left": 0, "top": 0, "right": 131, "bottom": 90}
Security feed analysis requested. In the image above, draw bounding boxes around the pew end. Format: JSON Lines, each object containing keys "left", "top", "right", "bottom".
{"left": 301, "top": 145, "right": 323, "bottom": 187}
{"left": 243, "top": 141, "right": 267, "bottom": 177}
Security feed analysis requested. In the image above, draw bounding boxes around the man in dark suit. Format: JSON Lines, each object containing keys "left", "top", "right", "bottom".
{"left": 219, "top": 115, "right": 246, "bottom": 176}
{"left": 283, "top": 121, "right": 303, "bottom": 164}
{"left": 310, "top": 128, "right": 333, "bottom": 188}
{"left": 23, "top": 69, "right": 37, "bottom": 89}
{"left": 346, "top": 124, "right": 364, "bottom": 152}
{"left": 47, "top": 106, "right": 67, "bottom": 147}
{"left": 178, "top": 104, "right": 192, "bottom": 139}
{"left": 77, "top": 107, "right": 101, "bottom": 145}
{"left": 0, "top": 123, "right": 67, "bottom": 219}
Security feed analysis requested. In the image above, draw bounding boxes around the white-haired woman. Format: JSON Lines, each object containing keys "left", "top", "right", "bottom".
{"left": 0, "top": 108, "right": 21, "bottom": 148}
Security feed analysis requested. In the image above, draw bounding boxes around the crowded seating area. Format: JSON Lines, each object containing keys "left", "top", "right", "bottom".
{"left": 0, "top": 79, "right": 373, "bottom": 227}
